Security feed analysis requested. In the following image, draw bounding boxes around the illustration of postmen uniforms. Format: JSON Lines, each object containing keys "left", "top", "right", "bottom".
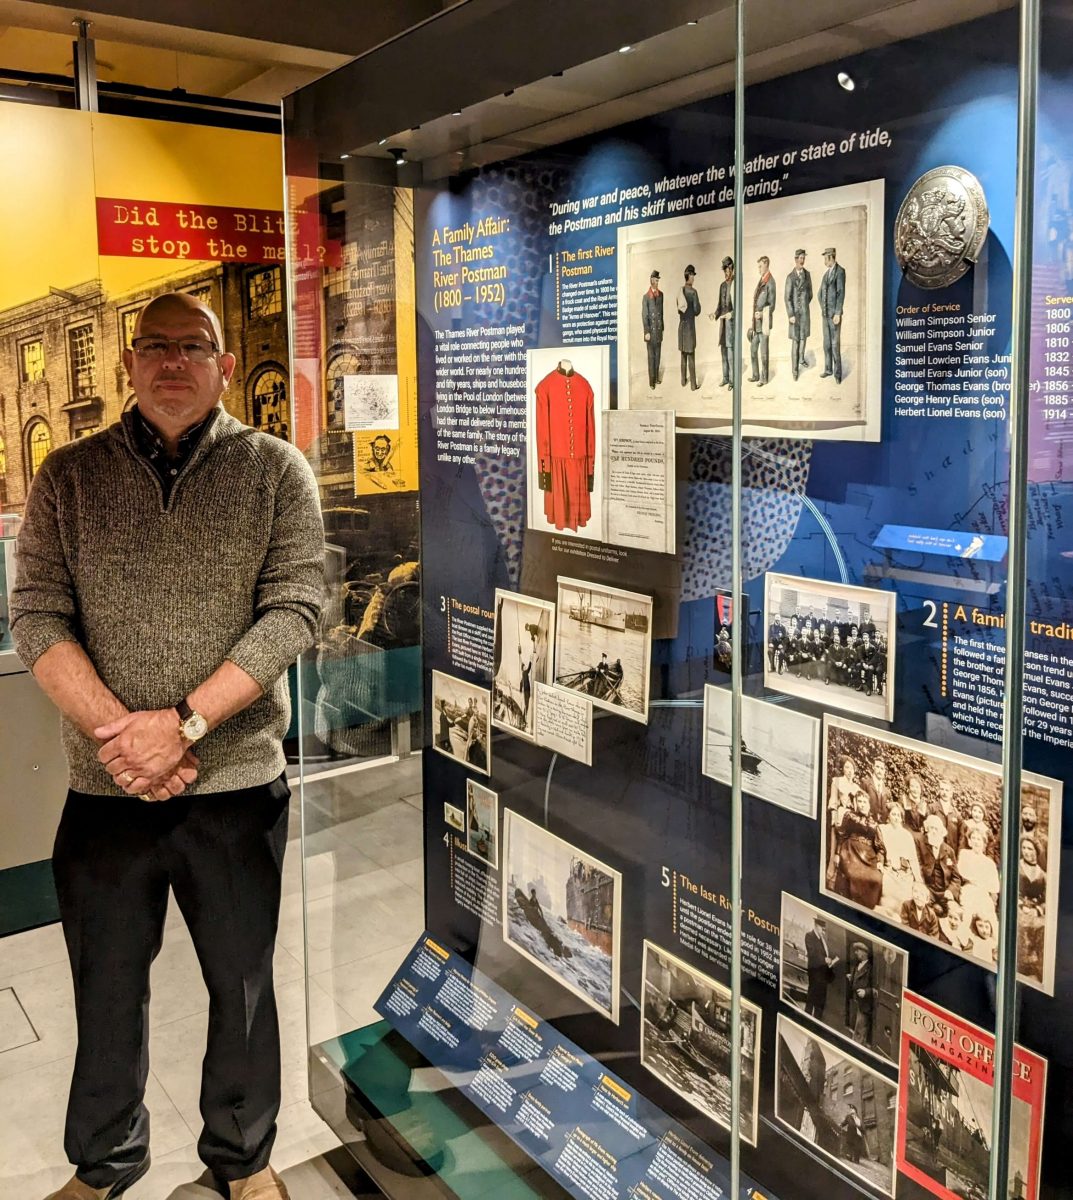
{"left": 785, "top": 249, "right": 813, "bottom": 380}
{"left": 677, "top": 264, "right": 702, "bottom": 390}
{"left": 535, "top": 361, "right": 596, "bottom": 532}
{"left": 642, "top": 270, "right": 664, "bottom": 389}
{"left": 712, "top": 256, "right": 735, "bottom": 389}
{"left": 819, "top": 247, "right": 846, "bottom": 383}
{"left": 750, "top": 259, "right": 777, "bottom": 385}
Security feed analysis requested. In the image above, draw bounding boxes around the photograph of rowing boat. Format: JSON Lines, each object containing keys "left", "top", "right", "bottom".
{"left": 503, "top": 809, "right": 622, "bottom": 1022}
{"left": 553, "top": 575, "right": 653, "bottom": 724}
{"left": 431, "top": 670, "right": 492, "bottom": 776}
{"left": 702, "top": 685, "right": 820, "bottom": 817}
{"left": 492, "top": 589, "right": 554, "bottom": 742}
{"left": 640, "top": 940, "right": 761, "bottom": 1145}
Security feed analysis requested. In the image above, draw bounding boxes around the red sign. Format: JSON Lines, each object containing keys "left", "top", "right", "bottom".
{"left": 95, "top": 196, "right": 340, "bottom": 266}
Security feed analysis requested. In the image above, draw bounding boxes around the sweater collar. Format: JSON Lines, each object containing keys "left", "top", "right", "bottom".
{"left": 113, "top": 403, "right": 245, "bottom": 460}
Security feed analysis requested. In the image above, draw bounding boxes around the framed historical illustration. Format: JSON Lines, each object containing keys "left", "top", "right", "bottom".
{"left": 641, "top": 940, "right": 762, "bottom": 1145}
{"left": 465, "top": 779, "right": 499, "bottom": 869}
{"left": 821, "top": 714, "right": 1062, "bottom": 994}
{"left": 492, "top": 590, "right": 554, "bottom": 742}
{"left": 764, "top": 573, "right": 896, "bottom": 723}
{"left": 617, "top": 180, "right": 884, "bottom": 441}
{"left": 554, "top": 576, "right": 653, "bottom": 723}
{"left": 431, "top": 670, "right": 492, "bottom": 777}
{"left": 502, "top": 809, "right": 621, "bottom": 1023}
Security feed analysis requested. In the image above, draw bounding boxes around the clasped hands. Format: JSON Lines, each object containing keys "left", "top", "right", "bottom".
{"left": 96, "top": 708, "right": 199, "bottom": 802}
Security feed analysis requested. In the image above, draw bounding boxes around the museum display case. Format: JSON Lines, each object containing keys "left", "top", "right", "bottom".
{"left": 284, "top": 2, "right": 1070, "bottom": 1197}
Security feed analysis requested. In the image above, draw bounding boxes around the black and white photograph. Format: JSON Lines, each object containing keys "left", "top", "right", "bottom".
{"left": 465, "top": 780, "right": 498, "bottom": 869}
{"left": 821, "top": 714, "right": 1062, "bottom": 994}
{"left": 431, "top": 670, "right": 492, "bottom": 776}
{"left": 444, "top": 803, "right": 464, "bottom": 832}
{"left": 617, "top": 181, "right": 884, "bottom": 442}
{"left": 343, "top": 372, "right": 400, "bottom": 431}
{"left": 0, "top": 541, "right": 15, "bottom": 654}
{"left": 703, "top": 686, "right": 820, "bottom": 817}
{"left": 641, "top": 940, "right": 761, "bottom": 1145}
{"left": 764, "top": 573, "right": 896, "bottom": 722}
{"left": 779, "top": 892, "right": 907, "bottom": 1066}
{"left": 554, "top": 576, "right": 653, "bottom": 724}
{"left": 502, "top": 809, "right": 621, "bottom": 1023}
{"left": 492, "top": 590, "right": 554, "bottom": 742}
{"left": 776, "top": 1015, "right": 898, "bottom": 1197}
{"left": 526, "top": 344, "right": 609, "bottom": 542}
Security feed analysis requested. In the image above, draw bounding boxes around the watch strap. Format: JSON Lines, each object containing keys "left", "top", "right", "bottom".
{"left": 176, "top": 697, "right": 194, "bottom": 722}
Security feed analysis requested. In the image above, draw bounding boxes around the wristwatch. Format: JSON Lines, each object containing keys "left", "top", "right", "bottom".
{"left": 176, "top": 697, "right": 209, "bottom": 743}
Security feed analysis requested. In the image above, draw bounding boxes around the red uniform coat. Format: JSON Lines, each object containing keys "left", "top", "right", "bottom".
{"left": 535, "top": 365, "right": 595, "bottom": 531}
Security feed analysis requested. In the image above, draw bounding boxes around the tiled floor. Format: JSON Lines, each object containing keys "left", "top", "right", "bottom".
{"left": 0, "top": 755, "right": 424, "bottom": 1199}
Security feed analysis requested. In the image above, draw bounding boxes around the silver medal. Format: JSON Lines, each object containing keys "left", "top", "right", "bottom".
{"left": 894, "top": 166, "right": 990, "bottom": 289}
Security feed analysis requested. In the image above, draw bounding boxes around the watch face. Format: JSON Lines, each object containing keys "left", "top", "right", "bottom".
{"left": 183, "top": 713, "right": 209, "bottom": 741}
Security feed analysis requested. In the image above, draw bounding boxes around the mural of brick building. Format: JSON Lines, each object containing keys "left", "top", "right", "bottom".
{"left": 0, "top": 262, "right": 289, "bottom": 516}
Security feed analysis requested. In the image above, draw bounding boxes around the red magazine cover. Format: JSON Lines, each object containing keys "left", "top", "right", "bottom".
{"left": 897, "top": 992, "right": 1047, "bottom": 1200}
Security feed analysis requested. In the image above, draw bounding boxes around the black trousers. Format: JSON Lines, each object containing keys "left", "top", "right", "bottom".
{"left": 646, "top": 337, "right": 662, "bottom": 387}
{"left": 52, "top": 774, "right": 290, "bottom": 1189}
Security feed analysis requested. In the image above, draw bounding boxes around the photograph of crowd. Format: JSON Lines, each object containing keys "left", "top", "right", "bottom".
{"left": 776, "top": 1015, "right": 898, "bottom": 1196}
{"left": 764, "top": 574, "right": 896, "bottom": 722}
{"left": 821, "top": 716, "right": 1062, "bottom": 994}
{"left": 431, "top": 670, "right": 492, "bottom": 776}
{"left": 641, "top": 941, "right": 761, "bottom": 1144}
{"left": 492, "top": 590, "right": 554, "bottom": 742}
{"left": 780, "top": 893, "right": 907, "bottom": 1066}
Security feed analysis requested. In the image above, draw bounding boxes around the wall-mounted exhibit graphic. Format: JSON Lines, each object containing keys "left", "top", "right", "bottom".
{"left": 893, "top": 166, "right": 990, "bottom": 290}
{"left": 617, "top": 181, "right": 883, "bottom": 441}
{"left": 821, "top": 716, "right": 1062, "bottom": 994}
{"left": 465, "top": 780, "right": 499, "bottom": 869}
{"left": 533, "top": 682, "right": 593, "bottom": 765}
{"left": 0, "top": 541, "right": 15, "bottom": 654}
{"left": 764, "top": 574, "right": 896, "bottom": 722}
{"left": 702, "top": 686, "right": 819, "bottom": 818}
{"left": 554, "top": 577, "right": 653, "bottom": 723}
{"left": 431, "top": 670, "right": 492, "bottom": 776}
{"left": 897, "top": 993, "right": 1047, "bottom": 1200}
{"left": 492, "top": 590, "right": 554, "bottom": 742}
{"left": 526, "top": 345, "right": 608, "bottom": 541}
{"left": 603, "top": 409, "right": 676, "bottom": 555}
{"left": 776, "top": 1015, "right": 898, "bottom": 1197}
{"left": 779, "top": 892, "right": 907, "bottom": 1066}
{"left": 343, "top": 373, "right": 400, "bottom": 431}
{"left": 443, "top": 803, "right": 464, "bottom": 833}
{"left": 503, "top": 810, "right": 621, "bottom": 1023}
{"left": 640, "top": 941, "right": 761, "bottom": 1146}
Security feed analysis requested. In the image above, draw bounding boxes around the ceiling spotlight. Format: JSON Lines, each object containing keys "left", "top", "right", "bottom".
{"left": 388, "top": 146, "right": 407, "bottom": 166}
{"left": 377, "top": 137, "right": 389, "bottom": 146}
{"left": 687, "top": 19, "right": 698, "bottom": 25}
{"left": 619, "top": 44, "right": 633, "bottom": 54}
{"left": 452, "top": 109, "right": 462, "bottom": 117}
{"left": 339, "top": 153, "right": 350, "bottom": 160}
{"left": 837, "top": 71, "right": 855, "bottom": 91}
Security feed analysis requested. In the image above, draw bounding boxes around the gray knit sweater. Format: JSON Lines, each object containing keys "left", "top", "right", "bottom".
{"left": 11, "top": 407, "right": 324, "bottom": 795}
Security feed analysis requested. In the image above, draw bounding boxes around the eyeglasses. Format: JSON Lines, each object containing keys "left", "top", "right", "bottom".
{"left": 131, "top": 336, "right": 220, "bottom": 362}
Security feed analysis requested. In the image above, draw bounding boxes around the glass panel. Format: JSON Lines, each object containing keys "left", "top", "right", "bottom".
{"left": 19, "top": 339, "right": 45, "bottom": 383}
{"left": 67, "top": 323, "right": 96, "bottom": 398}
{"left": 28, "top": 422, "right": 52, "bottom": 477}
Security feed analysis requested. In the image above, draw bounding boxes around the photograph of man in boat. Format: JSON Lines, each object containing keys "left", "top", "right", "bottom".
{"left": 764, "top": 573, "right": 896, "bottom": 722}
{"left": 712, "top": 588, "right": 753, "bottom": 677}
{"left": 466, "top": 780, "right": 499, "bottom": 869}
{"left": 502, "top": 809, "right": 622, "bottom": 1023}
{"left": 554, "top": 575, "right": 653, "bottom": 724}
{"left": 492, "top": 589, "right": 554, "bottom": 742}
{"left": 640, "top": 941, "right": 761, "bottom": 1145}
{"left": 431, "top": 669, "right": 492, "bottom": 777}
{"left": 775, "top": 1015, "right": 898, "bottom": 1197}
{"left": 779, "top": 892, "right": 906, "bottom": 1067}
{"left": 702, "top": 686, "right": 820, "bottom": 817}
{"left": 820, "top": 715, "right": 1062, "bottom": 996}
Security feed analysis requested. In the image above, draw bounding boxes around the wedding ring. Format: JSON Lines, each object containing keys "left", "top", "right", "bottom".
{"left": 120, "top": 770, "right": 135, "bottom": 786}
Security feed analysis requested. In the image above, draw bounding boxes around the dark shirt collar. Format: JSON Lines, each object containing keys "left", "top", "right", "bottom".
{"left": 133, "top": 404, "right": 217, "bottom": 465}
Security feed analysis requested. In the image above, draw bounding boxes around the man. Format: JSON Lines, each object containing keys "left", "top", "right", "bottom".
{"left": 864, "top": 758, "right": 891, "bottom": 825}
{"left": 711, "top": 255, "right": 735, "bottom": 388}
{"left": 785, "top": 248, "right": 813, "bottom": 381}
{"left": 804, "top": 915, "right": 838, "bottom": 1018}
{"left": 818, "top": 246, "right": 846, "bottom": 383}
{"left": 677, "top": 264, "right": 701, "bottom": 390}
{"left": 749, "top": 256, "right": 776, "bottom": 386}
{"left": 11, "top": 292, "right": 324, "bottom": 1200}
{"left": 641, "top": 269, "right": 664, "bottom": 389}
{"left": 931, "top": 777, "right": 962, "bottom": 850}
{"left": 916, "top": 814, "right": 962, "bottom": 916}
{"left": 768, "top": 612, "right": 787, "bottom": 672}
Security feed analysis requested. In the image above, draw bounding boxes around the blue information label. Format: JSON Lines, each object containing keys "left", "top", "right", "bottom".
{"left": 872, "top": 524, "right": 1008, "bottom": 561}
{"left": 376, "top": 934, "right": 774, "bottom": 1200}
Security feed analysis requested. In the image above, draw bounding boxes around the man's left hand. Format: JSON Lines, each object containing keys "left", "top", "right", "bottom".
{"left": 96, "top": 708, "right": 188, "bottom": 790}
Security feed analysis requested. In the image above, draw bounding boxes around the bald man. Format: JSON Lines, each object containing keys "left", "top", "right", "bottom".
{"left": 11, "top": 292, "right": 324, "bottom": 1200}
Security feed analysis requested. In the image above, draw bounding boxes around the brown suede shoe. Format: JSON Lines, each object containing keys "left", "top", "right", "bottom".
{"left": 229, "top": 1167, "right": 290, "bottom": 1199}
{"left": 45, "top": 1156, "right": 150, "bottom": 1199}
